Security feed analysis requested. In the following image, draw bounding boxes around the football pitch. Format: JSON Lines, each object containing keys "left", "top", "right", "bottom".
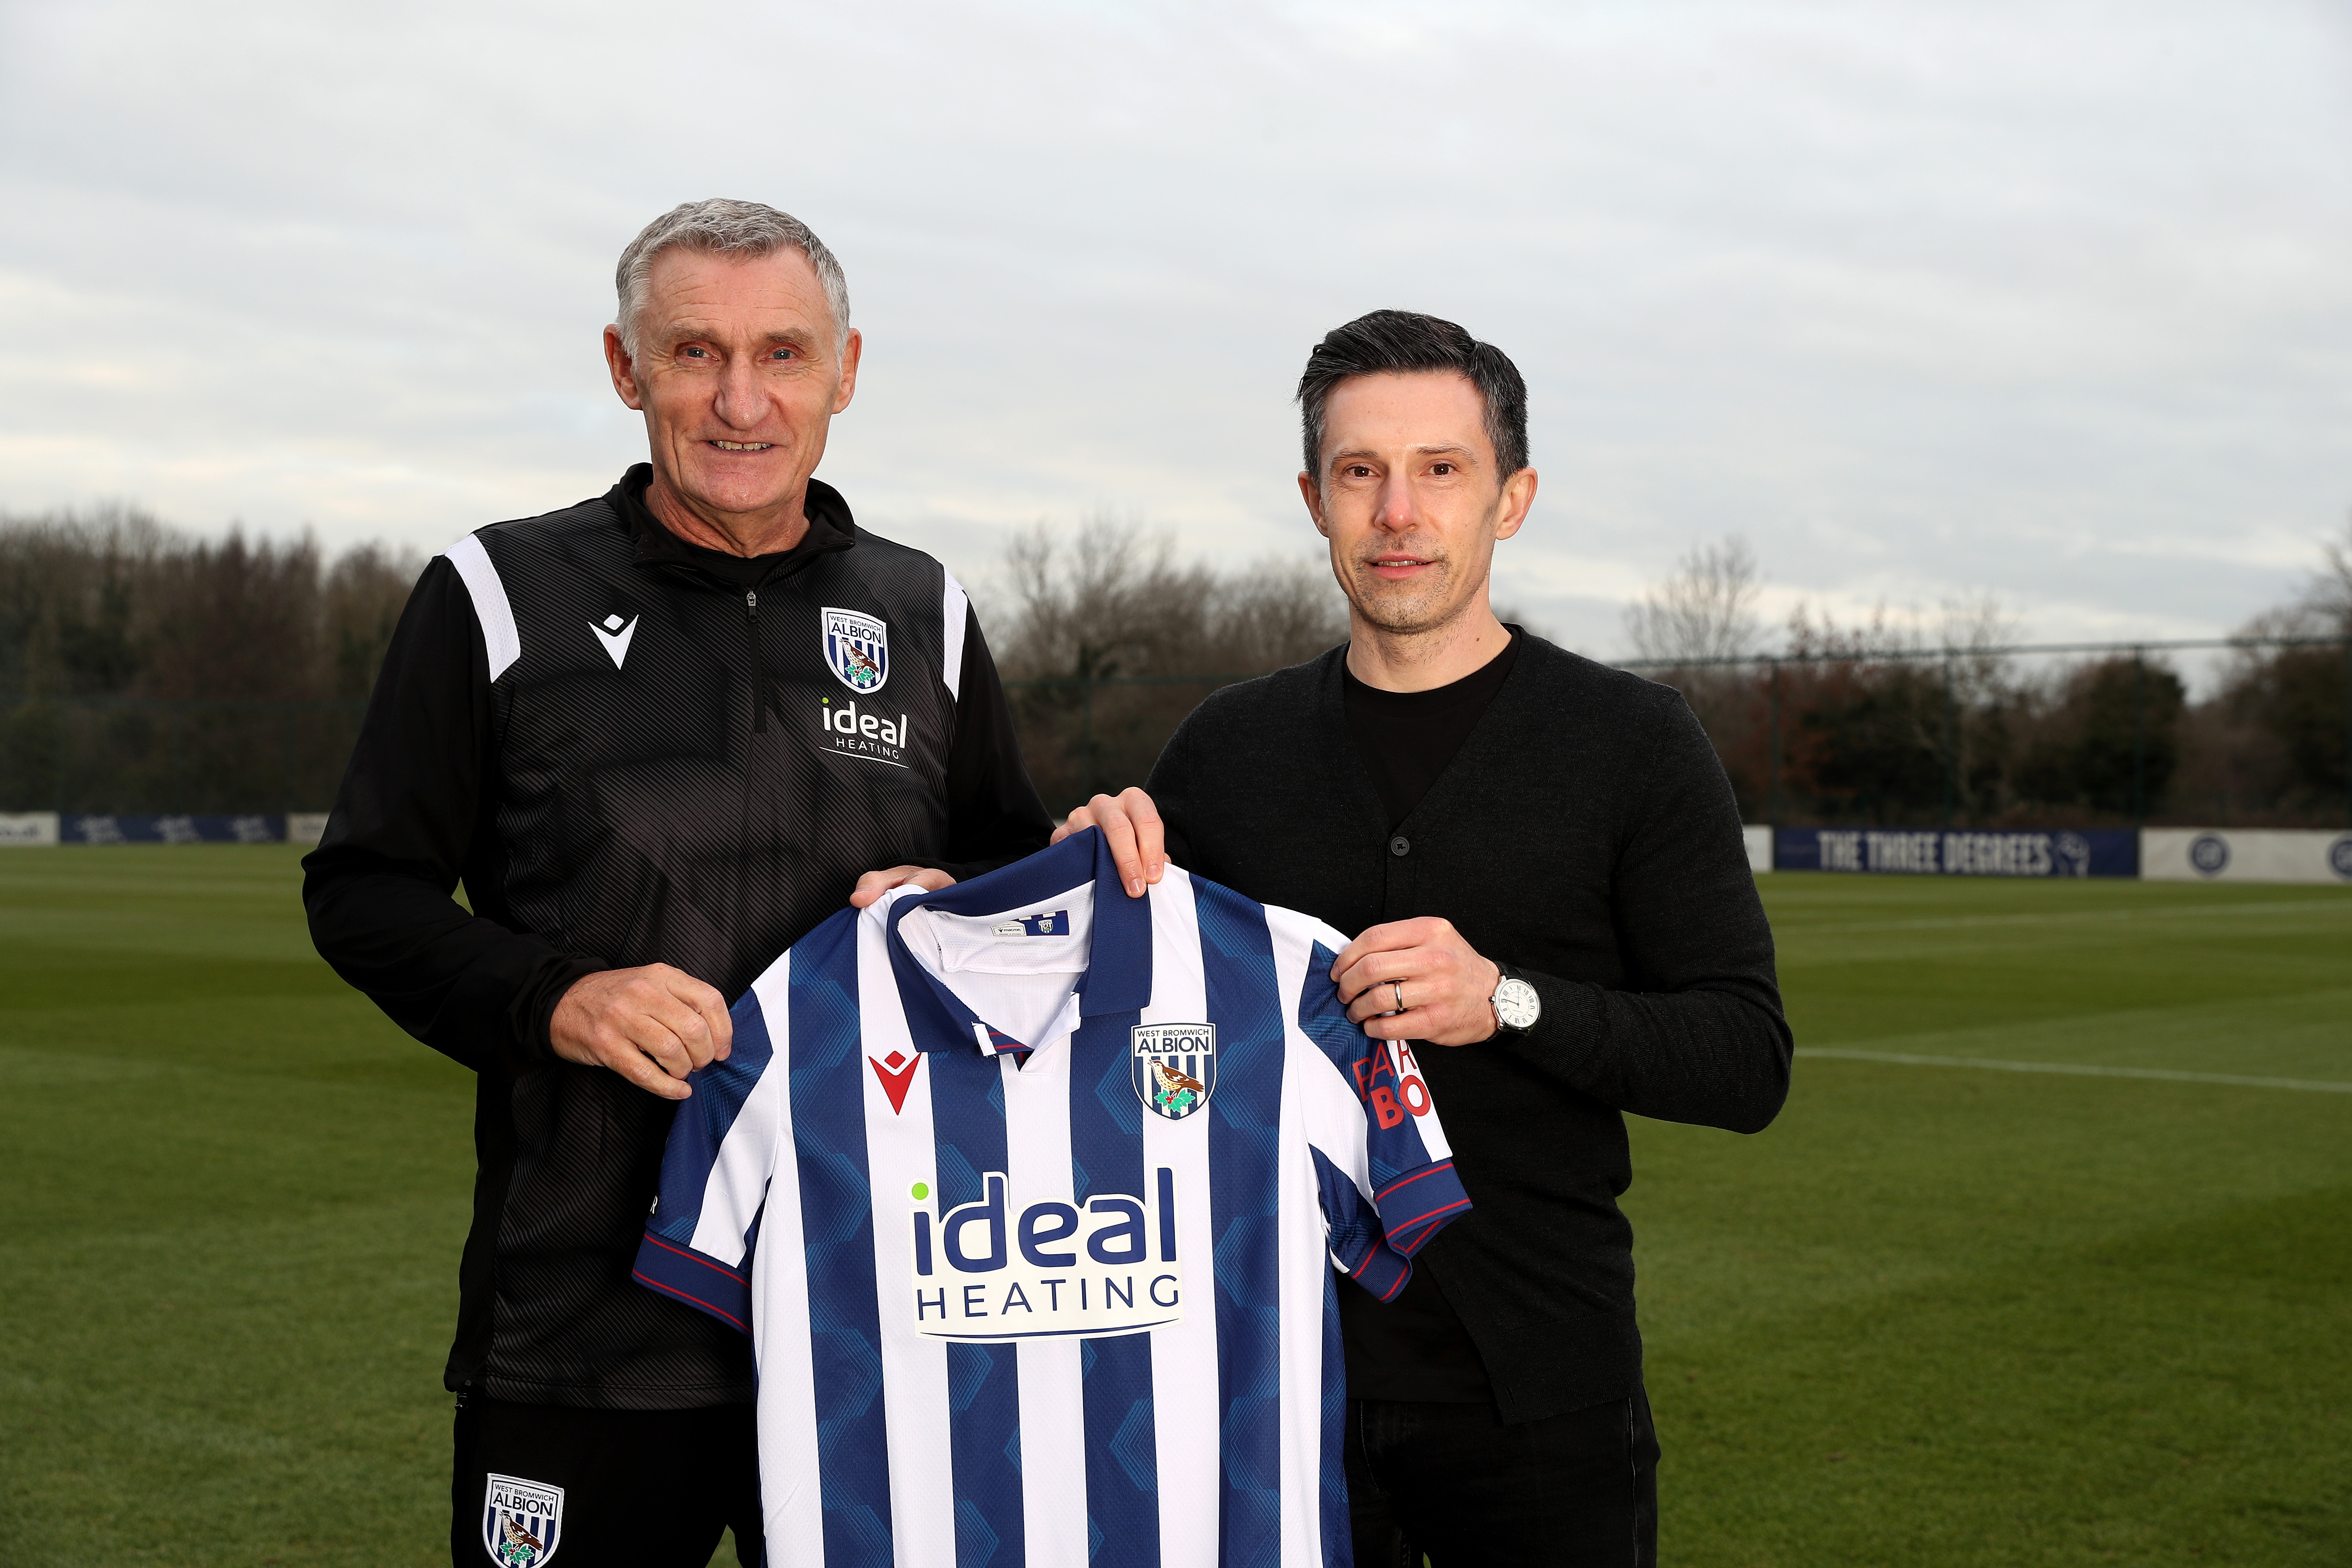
{"left": 0, "top": 849, "right": 2345, "bottom": 1567}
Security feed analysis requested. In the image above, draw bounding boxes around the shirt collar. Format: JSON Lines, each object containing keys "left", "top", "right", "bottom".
{"left": 883, "top": 829, "right": 1153, "bottom": 1055}
{"left": 606, "top": 462, "right": 858, "bottom": 585}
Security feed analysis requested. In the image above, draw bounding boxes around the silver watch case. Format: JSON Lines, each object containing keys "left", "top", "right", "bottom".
{"left": 1492, "top": 972, "right": 1541, "bottom": 1032}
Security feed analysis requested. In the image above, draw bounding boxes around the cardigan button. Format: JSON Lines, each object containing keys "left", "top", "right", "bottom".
{"left": 1389, "top": 835, "right": 1411, "bottom": 857}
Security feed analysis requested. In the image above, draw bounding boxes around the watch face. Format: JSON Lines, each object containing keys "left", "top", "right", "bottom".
{"left": 1495, "top": 977, "right": 1541, "bottom": 1030}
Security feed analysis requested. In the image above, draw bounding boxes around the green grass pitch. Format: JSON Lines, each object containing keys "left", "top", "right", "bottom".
{"left": 0, "top": 847, "right": 2345, "bottom": 1566}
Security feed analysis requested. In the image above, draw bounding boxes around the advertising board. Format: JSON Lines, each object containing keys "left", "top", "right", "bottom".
{"left": 0, "top": 812, "right": 61, "bottom": 845}
{"left": 59, "top": 815, "right": 287, "bottom": 844}
{"left": 1776, "top": 827, "right": 2139, "bottom": 878}
{"left": 2141, "top": 828, "right": 2352, "bottom": 885}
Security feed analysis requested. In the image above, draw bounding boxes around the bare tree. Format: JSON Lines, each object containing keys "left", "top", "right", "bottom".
{"left": 2309, "top": 517, "right": 2352, "bottom": 632}
{"left": 990, "top": 514, "right": 1346, "bottom": 682}
{"left": 984, "top": 514, "right": 1348, "bottom": 810}
{"left": 1623, "top": 536, "right": 1761, "bottom": 666}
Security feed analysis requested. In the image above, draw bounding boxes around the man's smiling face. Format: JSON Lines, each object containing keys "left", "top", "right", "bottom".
{"left": 1302, "top": 370, "right": 1531, "bottom": 637}
{"left": 603, "top": 246, "right": 860, "bottom": 534}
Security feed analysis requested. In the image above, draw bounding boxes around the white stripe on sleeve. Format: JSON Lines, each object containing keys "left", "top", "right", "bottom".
{"left": 439, "top": 533, "right": 521, "bottom": 681}
{"left": 941, "top": 571, "right": 969, "bottom": 701}
{"left": 686, "top": 1029, "right": 791, "bottom": 1270}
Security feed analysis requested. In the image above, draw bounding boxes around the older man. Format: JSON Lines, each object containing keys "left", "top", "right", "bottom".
{"left": 305, "top": 200, "right": 1051, "bottom": 1566}
{"left": 1064, "top": 310, "right": 1791, "bottom": 1567}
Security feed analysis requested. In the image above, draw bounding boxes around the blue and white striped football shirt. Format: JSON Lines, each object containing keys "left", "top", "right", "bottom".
{"left": 632, "top": 829, "right": 1470, "bottom": 1567}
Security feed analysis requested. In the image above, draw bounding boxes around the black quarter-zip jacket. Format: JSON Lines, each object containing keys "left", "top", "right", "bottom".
{"left": 303, "top": 467, "right": 1053, "bottom": 1408}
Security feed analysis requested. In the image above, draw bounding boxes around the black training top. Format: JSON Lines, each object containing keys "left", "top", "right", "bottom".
{"left": 1338, "top": 628, "right": 1522, "bottom": 1402}
{"left": 1149, "top": 633, "right": 1789, "bottom": 1422}
{"left": 303, "top": 467, "right": 1053, "bottom": 1409}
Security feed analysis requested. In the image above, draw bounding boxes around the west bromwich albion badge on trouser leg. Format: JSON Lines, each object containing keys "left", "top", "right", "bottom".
{"left": 1132, "top": 1023, "right": 1216, "bottom": 1120}
{"left": 482, "top": 1473, "right": 564, "bottom": 1566}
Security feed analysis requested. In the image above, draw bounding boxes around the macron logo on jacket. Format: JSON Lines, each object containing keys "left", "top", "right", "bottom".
{"left": 591, "top": 613, "right": 639, "bottom": 669}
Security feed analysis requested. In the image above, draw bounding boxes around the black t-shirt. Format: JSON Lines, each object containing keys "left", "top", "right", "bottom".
{"left": 1337, "top": 627, "right": 1521, "bottom": 1403}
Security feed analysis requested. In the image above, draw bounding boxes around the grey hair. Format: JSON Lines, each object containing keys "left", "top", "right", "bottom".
{"left": 613, "top": 198, "right": 852, "bottom": 357}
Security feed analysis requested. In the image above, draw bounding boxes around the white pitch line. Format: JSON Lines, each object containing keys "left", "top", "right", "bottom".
{"left": 1796, "top": 1048, "right": 2352, "bottom": 1094}
{"left": 1784, "top": 898, "right": 2352, "bottom": 938}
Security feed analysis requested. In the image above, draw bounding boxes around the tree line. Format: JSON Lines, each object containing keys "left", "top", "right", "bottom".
{"left": 1, "top": 501, "right": 2341, "bottom": 827}
{"left": 0, "top": 506, "right": 1344, "bottom": 817}
{"left": 0, "top": 508, "right": 416, "bottom": 813}
{"left": 1623, "top": 534, "right": 2352, "bottom": 828}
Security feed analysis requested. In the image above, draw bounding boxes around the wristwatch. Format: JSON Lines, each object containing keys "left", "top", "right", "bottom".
{"left": 1490, "top": 963, "right": 1541, "bottom": 1035}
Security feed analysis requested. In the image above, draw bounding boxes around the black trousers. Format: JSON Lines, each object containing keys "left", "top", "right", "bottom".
{"left": 452, "top": 1391, "right": 763, "bottom": 1568}
{"left": 1345, "top": 1389, "right": 1659, "bottom": 1568}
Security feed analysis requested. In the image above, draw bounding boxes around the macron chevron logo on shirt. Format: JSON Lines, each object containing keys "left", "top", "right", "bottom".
{"left": 631, "top": 828, "right": 1470, "bottom": 1567}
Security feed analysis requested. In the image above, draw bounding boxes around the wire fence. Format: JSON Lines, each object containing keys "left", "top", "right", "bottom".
{"left": 1001, "top": 633, "right": 2352, "bottom": 827}
{"left": 1612, "top": 634, "right": 2352, "bottom": 831}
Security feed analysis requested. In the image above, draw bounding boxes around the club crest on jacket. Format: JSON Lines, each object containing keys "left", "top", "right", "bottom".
{"left": 1131, "top": 1023, "right": 1216, "bottom": 1120}
{"left": 823, "top": 607, "right": 890, "bottom": 694}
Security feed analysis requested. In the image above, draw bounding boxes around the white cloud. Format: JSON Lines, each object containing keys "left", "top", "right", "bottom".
{"left": 2, "top": 0, "right": 2348, "bottom": 652}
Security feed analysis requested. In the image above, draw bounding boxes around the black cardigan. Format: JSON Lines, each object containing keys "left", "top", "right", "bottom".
{"left": 1148, "top": 636, "right": 1792, "bottom": 1420}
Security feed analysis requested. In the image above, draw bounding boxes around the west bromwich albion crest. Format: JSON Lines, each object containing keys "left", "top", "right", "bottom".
{"left": 482, "top": 1473, "right": 563, "bottom": 1566}
{"left": 822, "top": 606, "right": 890, "bottom": 694}
{"left": 1132, "top": 1022, "right": 1216, "bottom": 1120}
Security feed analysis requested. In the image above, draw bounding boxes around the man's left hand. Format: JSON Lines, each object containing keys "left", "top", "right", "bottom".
{"left": 1331, "top": 917, "right": 1503, "bottom": 1046}
{"left": 851, "top": 865, "right": 956, "bottom": 909}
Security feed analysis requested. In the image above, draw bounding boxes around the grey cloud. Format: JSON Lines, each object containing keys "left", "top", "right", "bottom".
{"left": 3, "top": 0, "right": 2348, "bottom": 655}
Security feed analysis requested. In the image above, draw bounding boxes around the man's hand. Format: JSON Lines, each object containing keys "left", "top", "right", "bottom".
{"left": 850, "top": 865, "right": 956, "bottom": 909}
{"left": 550, "top": 964, "right": 734, "bottom": 1100}
{"left": 1330, "top": 917, "right": 1503, "bottom": 1047}
{"left": 1050, "top": 787, "right": 1164, "bottom": 897}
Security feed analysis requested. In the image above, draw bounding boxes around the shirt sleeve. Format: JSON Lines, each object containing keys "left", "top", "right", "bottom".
{"left": 300, "top": 554, "right": 597, "bottom": 1077}
{"left": 630, "top": 982, "right": 790, "bottom": 1335}
{"left": 1293, "top": 927, "right": 1472, "bottom": 1300}
{"left": 931, "top": 606, "right": 1057, "bottom": 879}
{"left": 1504, "top": 694, "right": 1792, "bottom": 1133}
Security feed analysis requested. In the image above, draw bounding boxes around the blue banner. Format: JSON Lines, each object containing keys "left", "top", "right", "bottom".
{"left": 61, "top": 814, "right": 287, "bottom": 845}
{"left": 1776, "top": 827, "right": 2138, "bottom": 878}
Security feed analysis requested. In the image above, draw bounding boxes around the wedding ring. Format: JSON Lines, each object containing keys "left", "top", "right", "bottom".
{"left": 1391, "top": 981, "right": 1406, "bottom": 1013}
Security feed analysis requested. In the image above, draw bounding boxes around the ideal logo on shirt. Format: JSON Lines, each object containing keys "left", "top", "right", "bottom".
{"left": 817, "top": 696, "right": 912, "bottom": 767}
{"left": 908, "top": 1168, "right": 1182, "bottom": 1341}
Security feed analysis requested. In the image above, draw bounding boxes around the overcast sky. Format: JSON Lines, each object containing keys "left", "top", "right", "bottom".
{"left": 4, "top": 0, "right": 2349, "bottom": 656}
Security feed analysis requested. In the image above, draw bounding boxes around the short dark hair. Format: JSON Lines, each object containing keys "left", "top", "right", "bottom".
{"left": 1295, "top": 309, "right": 1529, "bottom": 481}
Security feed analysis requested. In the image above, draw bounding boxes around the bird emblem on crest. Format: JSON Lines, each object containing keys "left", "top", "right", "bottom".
{"left": 1131, "top": 1023, "right": 1217, "bottom": 1120}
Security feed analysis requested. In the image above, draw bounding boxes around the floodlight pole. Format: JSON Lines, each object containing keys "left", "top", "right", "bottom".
{"left": 1767, "top": 659, "right": 1782, "bottom": 828}
{"left": 1941, "top": 654, "right": 1956, "bottom": 829}
{"left": 2132, "top": 649, "right": 2147, "bottom": 825}
{"left": 281, "top": 707, "right": 296, "bottom": 818}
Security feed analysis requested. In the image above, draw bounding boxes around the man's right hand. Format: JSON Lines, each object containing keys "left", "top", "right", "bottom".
{"left": 1051, "top": 787, "right": 1166, "bottom": 897}
{"left": 549, "top": 964, "right": 733, "bottom": 1101}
